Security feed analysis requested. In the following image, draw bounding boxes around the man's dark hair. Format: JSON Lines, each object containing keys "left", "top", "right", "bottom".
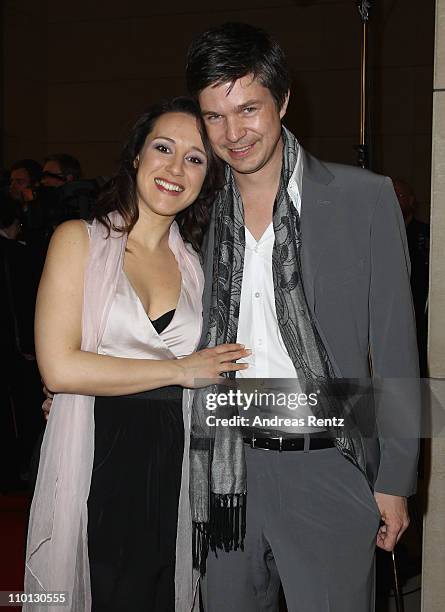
{"left": 186, "top": 22, "right": 291, "bottom": 109}
{"left": 92, "top": 96, "right": 223, "bottom": 252}
{"left": 44, "top": 153, "right": 82, "bottom": 181}
{"left": 10, "top": 159, "right": 42, "bottom": 185}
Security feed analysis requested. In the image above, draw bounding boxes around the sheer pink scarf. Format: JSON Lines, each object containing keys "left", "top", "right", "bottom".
{"left": 24, "top": 212, "right": 202, "bottom": 611}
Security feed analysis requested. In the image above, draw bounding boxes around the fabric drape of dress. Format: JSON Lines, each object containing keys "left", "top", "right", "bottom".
{"left": 24, "top": 212, "right": 203, "bottom": 611}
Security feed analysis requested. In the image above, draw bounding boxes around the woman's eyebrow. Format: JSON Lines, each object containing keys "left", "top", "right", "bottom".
{"left": 155, "top": 135, "right": 206, "bottom": 156}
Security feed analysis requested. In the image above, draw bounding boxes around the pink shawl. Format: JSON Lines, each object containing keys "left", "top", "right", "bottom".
{"left": 24, "top": 212, "right": 202, "bottom": 611}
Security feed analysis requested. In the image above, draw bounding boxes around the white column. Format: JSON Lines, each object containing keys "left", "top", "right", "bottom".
{"left": 421, "top": 1, "right": 445, "bottom": 610}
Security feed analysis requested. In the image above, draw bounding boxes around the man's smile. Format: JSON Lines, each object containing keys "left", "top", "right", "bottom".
{"left": 226, "top": 142, "right": 256, "bottom": 159}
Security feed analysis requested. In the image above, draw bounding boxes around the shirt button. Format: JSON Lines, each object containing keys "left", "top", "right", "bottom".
{"left": 257, "top": 339, "right": 263, "bottom": 345}
{"left": 299, "top": 308, "right": 305, "bottom": 315}
{"left": 254, "top": 292, "right": 261, "bottom": 298}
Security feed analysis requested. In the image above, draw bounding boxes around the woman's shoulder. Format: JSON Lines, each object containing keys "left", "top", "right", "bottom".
{"left": 47, "top": 220, "right": 90, "bottom": 261}
{"left": 52, "top": 219, "right": 89, "bottom": 241}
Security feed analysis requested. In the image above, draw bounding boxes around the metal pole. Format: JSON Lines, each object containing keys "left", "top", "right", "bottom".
{"left": 356, "top": 1, "right": 371, "bottom": 168}
{"left": 360, "top": 21, "right": 367, "bottom": 148}
{"left": 356, "top": 3, "right": 405, "bottom": 604}
{"left": 0, "top": 2, "right": 5, "bottom": 169}
{"left": 392, "top": 549, "right": 405, "bottom": 612}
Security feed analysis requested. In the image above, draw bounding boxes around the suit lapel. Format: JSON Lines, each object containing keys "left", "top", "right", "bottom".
{"left": 300, "top": 149, "right": 336, "bottom": 313}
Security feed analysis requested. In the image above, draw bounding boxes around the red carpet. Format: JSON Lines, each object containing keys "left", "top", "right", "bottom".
{"left": 0, "top": 492, "right": 28, "bottom": 610}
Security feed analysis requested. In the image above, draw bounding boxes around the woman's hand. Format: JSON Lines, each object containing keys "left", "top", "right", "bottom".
{"left": 178, "top": 344, "right": 251, "bottom": 388}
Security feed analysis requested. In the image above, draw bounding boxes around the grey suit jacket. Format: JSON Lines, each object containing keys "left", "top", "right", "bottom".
{"left": 200, "top": 147, "right": 420, "bottom": 497}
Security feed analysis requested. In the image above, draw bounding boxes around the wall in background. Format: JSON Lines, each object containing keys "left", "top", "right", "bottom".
{"left": 2, "top": 0, "right": 435, "bottom": 220}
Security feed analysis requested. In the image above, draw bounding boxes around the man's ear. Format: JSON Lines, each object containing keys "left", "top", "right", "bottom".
{"left": 279, "top": 90, "right": 290, "bottom": 120}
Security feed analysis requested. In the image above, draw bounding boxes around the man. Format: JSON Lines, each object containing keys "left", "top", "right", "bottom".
{"left": 9, "top": 159, "right": 42, "bottom": 202}
{"left": 40, "top": 153, "right": 81, "bottom": 187}
{"left": 186, "top": 23, "right": 419, "bottom": 612}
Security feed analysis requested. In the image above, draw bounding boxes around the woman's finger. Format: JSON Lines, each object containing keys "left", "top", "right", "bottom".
{"left": 218, "top": 362, "right": 249, "bottom": 373}
{"left": 217, "top": 349, "right": 251, "bottom": 362}
{"left": 213, "top": 343, "right": 246, "bottom": 354}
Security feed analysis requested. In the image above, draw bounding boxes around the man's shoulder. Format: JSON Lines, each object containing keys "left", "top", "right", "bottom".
{"left": 301, "top": 150, "right": 399, "bottom": 225}
{"left": 303, "top": 149, "right": 388, "bottom": 191}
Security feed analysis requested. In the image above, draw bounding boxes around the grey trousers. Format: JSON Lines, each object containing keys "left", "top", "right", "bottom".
{"left": 201, "top": 445, "right": 381, "bottom": 612}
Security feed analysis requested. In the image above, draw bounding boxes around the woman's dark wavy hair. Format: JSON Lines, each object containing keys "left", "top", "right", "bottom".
{"left": 92, "top": 97, "right": 223, "bottom": 252}
{"left": 186, "top": 22, "right": 290, "bottom": 110}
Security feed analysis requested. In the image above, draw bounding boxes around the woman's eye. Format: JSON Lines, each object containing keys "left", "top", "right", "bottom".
{"left": 187, "top": 156, "right": 204, "bottom": 165}
{"left": 155, "top": 144, "right": 170, "bottom": 153}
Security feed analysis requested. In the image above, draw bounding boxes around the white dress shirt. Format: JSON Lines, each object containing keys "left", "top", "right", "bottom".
{"left": 236, "top": 223, "right": 298, "bottom": 379}
{"left": 236, "top": 141, "right": 303, "bottom": 378}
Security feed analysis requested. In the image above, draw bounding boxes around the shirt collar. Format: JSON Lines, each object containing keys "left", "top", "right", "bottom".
{"left": 221, "top": 128, "right": 304, "bottom": 215}
{"left": 283, "top": 128, "right": 303, "bottom": 216}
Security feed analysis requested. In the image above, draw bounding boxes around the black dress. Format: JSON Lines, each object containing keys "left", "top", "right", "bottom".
{"left": 87, "top": 311, "right": 184, "bottom": 611}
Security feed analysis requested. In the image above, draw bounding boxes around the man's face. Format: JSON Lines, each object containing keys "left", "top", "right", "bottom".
{"left": 198, "top": 75, "right": 288, "bottom": 176}
{"left": 41, "top": 160, "right": 66, "bottom": 187}
{"left": 9, "top": 168, "right": 31, "bottom": 201}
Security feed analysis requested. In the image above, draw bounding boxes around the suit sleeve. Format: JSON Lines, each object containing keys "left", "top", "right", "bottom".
{"left": 369, "top": 177, "right": 421, "bottom": 496}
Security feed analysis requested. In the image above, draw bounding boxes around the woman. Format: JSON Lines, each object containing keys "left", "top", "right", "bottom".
{"left": 24, "top": 97, "right": 249, "bottom": 612}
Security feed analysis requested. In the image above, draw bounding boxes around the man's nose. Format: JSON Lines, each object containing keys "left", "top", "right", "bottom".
{"left": 225, "top": 117, "right": 246, "bottom": 143}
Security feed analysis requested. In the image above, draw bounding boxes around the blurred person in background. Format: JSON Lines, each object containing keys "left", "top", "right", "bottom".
{"left": 0, "top": 195, "right": 43, "bottom": 492}
{"left": 392, "top": 178, "right": 429, "bottom": 377}
{"left": 41, "top": 153, "right": 81, "bottom": 187}
{"left": 8, "top": 159, "right": 42, "bottom": 203}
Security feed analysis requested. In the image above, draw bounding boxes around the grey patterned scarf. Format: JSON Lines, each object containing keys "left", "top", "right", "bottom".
{"left": 190, "top": 128, "right": 365, "bottom": 574}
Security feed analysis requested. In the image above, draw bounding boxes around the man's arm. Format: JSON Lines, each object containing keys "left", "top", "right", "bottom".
{"left": 368, "top": 176, "right": 421, "bottom": 549}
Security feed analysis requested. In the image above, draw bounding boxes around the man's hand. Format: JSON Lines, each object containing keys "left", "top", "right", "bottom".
{"left": 374, "top": 492, "right": 409, "bottom": 551}
{"left": 42, "top": 385, "right": 54, "bottom": 421}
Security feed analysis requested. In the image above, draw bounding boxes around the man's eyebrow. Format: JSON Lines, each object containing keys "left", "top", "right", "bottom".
{"left": 201, "top": 100, "right": 261, "bottom": 116}
{"left": 235, "top": 99, "right": 261, "bottom": 111}
{"left": 154, "top": 135, "right": 206, "bottom": 156}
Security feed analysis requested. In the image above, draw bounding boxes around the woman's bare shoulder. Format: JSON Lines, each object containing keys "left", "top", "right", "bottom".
{"left": 48, "top": 220, "right": 89, "bottom": 254}
{"left": 41, "top": 221, "right": 90, "bottom": 278}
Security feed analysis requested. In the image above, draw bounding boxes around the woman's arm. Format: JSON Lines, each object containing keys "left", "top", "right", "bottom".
{"left": 35, "top": 220, "right": 248, "bottom": 396}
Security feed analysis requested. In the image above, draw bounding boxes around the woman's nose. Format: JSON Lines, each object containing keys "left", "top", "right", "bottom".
{"left": 166, "top": 155, "right": 185, "bottom": 176}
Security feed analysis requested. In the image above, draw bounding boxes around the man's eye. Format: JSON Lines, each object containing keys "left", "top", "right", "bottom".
{"left": 155, "top": 144, "right": 170, "bottom": 153}
{"left": 206, "top": 114, "right": 221, "bottom": 122}
{"left": 243, "top": 107, "right": 256, "bottom": 114}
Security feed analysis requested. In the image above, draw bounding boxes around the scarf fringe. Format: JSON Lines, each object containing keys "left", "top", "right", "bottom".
{"left": 192, "top": 493, "right": 247, "bottom": 575}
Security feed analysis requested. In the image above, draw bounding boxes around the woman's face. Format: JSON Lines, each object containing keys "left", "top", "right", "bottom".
{"left": 135, "top": 112, "right": 208, "bottom": 219}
